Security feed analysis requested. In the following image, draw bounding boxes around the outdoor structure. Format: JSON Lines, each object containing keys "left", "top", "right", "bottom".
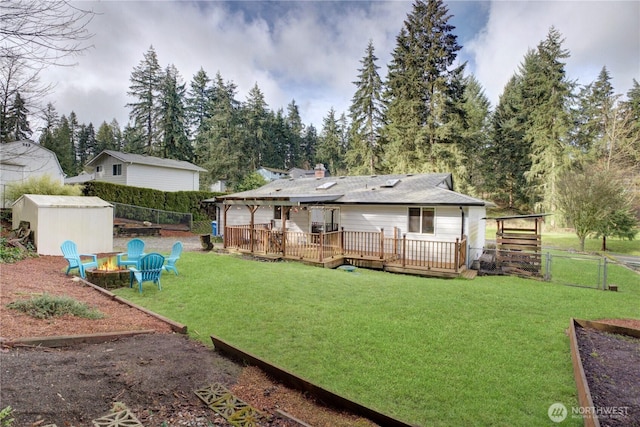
{"left": 210, "top": 173, "right": 490, "bottom": 278}
{"left": 479, "top": 213, "right": 547, "bottom": 277}
{"left": 67, "top": 150, "right": 207, "bottom": 192}
{"left": 11, "top": 194, "right": 113, "bottom": 255}
{"left": 0, "top": 140, "right": 65, "bottom": 208}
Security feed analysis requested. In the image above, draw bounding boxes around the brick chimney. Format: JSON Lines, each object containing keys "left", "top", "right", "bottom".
{"left": 314, "top": 163, "right": 326, "bottom": 178}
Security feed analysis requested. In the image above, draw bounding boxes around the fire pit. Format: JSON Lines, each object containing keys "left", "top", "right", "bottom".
{"left": 85, "top": 257, "right": 130, "bottom": 289}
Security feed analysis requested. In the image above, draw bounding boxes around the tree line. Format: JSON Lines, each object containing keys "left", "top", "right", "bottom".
{"left": 2, "top": 0, "right": 639, "bottom": 233}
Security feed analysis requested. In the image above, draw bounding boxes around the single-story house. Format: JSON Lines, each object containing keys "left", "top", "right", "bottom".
{"left": 12, "top": 194, "right": 113, "bottom": 255}
{"left": 209, "top": 172, "right": 490, "bottom": 277}
{"left": 69, "top": 150, "right": 207, "bottom": 192}
{"left": 0, "top": 140, "right": 65, "bottom": 208}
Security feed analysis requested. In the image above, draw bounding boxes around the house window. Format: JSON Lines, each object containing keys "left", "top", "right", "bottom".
{"left": 274, "top": 206, "right": 290, "bottom": 220}
{"left": 96, "top": 166, "right": 102, "bottom": 173}
{"left": 112, "top": 164, "right": 122, "bottom": 176}
{"left": 408, "top": 207, "right": 435, "bottom": 234}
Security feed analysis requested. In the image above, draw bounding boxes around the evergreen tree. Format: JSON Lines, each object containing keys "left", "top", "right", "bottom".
{"left": 127, "top": 46, "right": 163, "bottom": 152}
{"left": 6, "top": 92, "right": 32, "bottom": 141}
{"left": 76, "top": 122, "right": 96, "bottom": 171}
{"left": 38, "top": 103, "right": 58, "bottom": 150}
{"left": 159, "top": 64, "right": 192, "bottom": 161}
{"left": 521, "top": 27, "right": 574, "bottom": 215}
{"left": 300, "top": 124, "right": 318, "bottom": 169}
{"left": 316, "top": 108, "right": 346, "bottom": 175}
{"left": 186, "top": 67, "right": 214, "bottom": 138}
{"left": 347, "top": 40, "right": 386, "bottom": 174}
{"left": 572, "top": 66, "right": 616, "bottom": 157}
{"left": 95, "top": 120, "right": 118, "bottom": 153}
{"left": 201, "top": 72, "right": 244, "bottom": 189}
{"left": 50, "top": 115, "right": 76, "bottom": 175}
{"left": 285, "top": 100, "right": 304, "bottom": 168}
{"left": 243, "top": 83, "right": 269, "bottom": 170}
{"left": 456, "top": 74, "right": 491, "bottom": 196}
{"left": 384, "top": 0, "right": 464, "bottom": 172}
{"left": 488, "top": 74, "right": 531, "bottom": 209}
{"left": 121, "top": 123, "right": 145, "bottom": 154}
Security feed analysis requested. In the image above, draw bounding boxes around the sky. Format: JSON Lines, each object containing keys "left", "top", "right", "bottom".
{"left": 39, "top": 0, "right": 639, "bottom": 133}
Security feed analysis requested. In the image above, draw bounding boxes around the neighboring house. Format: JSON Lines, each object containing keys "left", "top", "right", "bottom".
{"left": 0, "top": 140, "right": 65, "bottom": 208}
{"left": 77, "top": 150, "right": 207, "bottom": 192}
{"left": 289, "top": 164, "right": 330, "bottom": 179}
{"left": 257, "top": 166, "right": 289, "bottom": 182}
{"left": 210, "top": 173, "right": 491, "bottom": 276}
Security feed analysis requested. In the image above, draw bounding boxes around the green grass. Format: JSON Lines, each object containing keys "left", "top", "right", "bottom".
{"left": 112, "top": 252, "right": 640, "bottom": 426}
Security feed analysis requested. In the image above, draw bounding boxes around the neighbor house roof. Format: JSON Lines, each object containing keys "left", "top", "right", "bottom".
{"left": 86, "top": 150, "right": 207, "bottom": 172}
{"left": 210, "top": 173, "right": 488, "bottom": 206}
{"left": 0, "top": 140, "right": 63, "bottom": 172}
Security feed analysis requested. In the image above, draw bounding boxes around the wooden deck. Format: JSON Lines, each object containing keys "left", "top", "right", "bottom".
{"left": 224, "top": 226, "right": 469, "bottom": 279}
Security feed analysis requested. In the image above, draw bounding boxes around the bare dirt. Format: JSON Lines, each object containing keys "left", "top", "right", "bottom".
{"left": 0, "top": 234, "right": 376, "bottom": 427}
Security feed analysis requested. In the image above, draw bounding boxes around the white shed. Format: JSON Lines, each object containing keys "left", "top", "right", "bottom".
{"left": 12, "top": 195, "right": 113, "bottom": 256}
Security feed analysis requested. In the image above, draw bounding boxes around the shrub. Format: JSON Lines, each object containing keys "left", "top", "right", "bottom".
{"left": 7, "top": 294, "right": 103, "bottom": 319}
{"left": 5, "top": 175, "right": 82, "bottom": 205}
{"left": 0, "top": 238, "right": 36, "bottom": 263}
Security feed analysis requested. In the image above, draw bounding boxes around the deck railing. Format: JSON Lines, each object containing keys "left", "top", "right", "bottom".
{"left": 225, "top": 225, "right": 467, "bottom": 273}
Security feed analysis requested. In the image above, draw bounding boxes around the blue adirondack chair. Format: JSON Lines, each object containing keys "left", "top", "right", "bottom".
{"left": 60, "top": 240, "right": 98, "bottom": 279}
{"left": 162, "top": 241, "right": 183, "bottom": 275}
{"left": 117, "top": 238, "right": 145, "bottom": 268}
{"left": 129, "top": 253, "right": 165, "bottom": 293}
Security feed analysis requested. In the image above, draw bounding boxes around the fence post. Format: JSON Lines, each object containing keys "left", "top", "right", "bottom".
{"left": 340, "top": 227, "right": 345, "bottom": 255}
{"left": 545, "top": 252, "right": 551, "bottom": 281}
{"left": 319, "top": 232, "right": 324, "bottom": 263}
{"left": 380, "top": 228, "right": 385, "bottom": 260}
{"left": 454, "top": 238, "right": 460, "bottom": 273}
{"left": 603, "top": 257, "right": 608, "bottom": 290}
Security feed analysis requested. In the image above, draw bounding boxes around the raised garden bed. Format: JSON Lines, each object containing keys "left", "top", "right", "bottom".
{"left": 569, "top": 318, "right": 640, "bottom": 427}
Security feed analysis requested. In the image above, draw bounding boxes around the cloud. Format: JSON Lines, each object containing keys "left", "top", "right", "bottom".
{"left": 466, "top": 1, "right": 639, "bottom": 106}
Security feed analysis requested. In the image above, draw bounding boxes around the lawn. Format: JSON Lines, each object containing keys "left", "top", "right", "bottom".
{"left": 113, "top": 252, "right": 640, "bottom": 426}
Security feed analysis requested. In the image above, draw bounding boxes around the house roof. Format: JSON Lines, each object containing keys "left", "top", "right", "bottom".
{"left": 0, "top": 140, "right": 63, "bottom": 172}
{"left": 211, "top": 173, "right": 489, "bottom": 206}
{"left": 86, "top": 150, "right": 207, "bottom": 172}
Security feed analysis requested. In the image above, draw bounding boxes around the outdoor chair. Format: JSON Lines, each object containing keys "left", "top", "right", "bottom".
{"left": 117, "top": 238, "right": 146, "bottom": 269}
{"left": 129, "top": 253, "right": 165, "bottom": 293}
{"left": 60, "top": 240, "right": 98, "bottom": 279}
{"left": 162, "top": 241, "right": 183, "bottom": 275}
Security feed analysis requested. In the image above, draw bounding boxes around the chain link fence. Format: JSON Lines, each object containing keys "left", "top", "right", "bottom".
{"left": 469, "top": 247, "right": 611, "bottom": 290}
{"left": 111, "top": 202, "right": 192, "bottom": 230}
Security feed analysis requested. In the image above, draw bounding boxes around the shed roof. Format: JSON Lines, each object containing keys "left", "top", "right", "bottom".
{"left": 16, "top": 194, "right": 112, "bottom": 208}
{"left": 212, "top": 173, "right": 489, "bottom": 206}
{"left": 86, "top": 150, "right": 207, "bottom": 172}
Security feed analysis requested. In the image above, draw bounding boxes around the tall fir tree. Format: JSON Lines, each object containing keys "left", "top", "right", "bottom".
{"left": 186, "top": 67, "right": 214, "bottom": 139}
{"left": 76, "top": 123, "right": 96, "bottom": 172}
{"left": 243, "top": 83, "right": 269, "bottom": 170}
{"left": 347, "top": 40, "right": 385, "bottom": 175}
{"left": 50, "top": 115, "right": 76, "bottom": 175}
{"left": 521, "top": 27, "right": 574, "bottom": 216}
{"left": 95, "top": 121, "right": 118, "bottom": 153}
{"left": 488, "top": 74, "right": 532, "bottom": 209}
{"left": 159, "top": 64, "right": 192, "bottom": 161}
{"left": 316, "top": 108, "right": 346, "bottom": 175}
{"left": 6, "top": 92, "right": 32, "bottom": 141}
{"left": 127, "top": 46, "right": 163, "bottom": 153}
{"left": 383, "top": 0, "right": 464, "bottom": 173}
{"left": 285, "top": 100, "right": 304, "bottom": 168}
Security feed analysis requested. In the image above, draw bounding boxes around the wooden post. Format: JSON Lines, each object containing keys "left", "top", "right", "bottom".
{"left": 340, "top": 226, "right": 345, "bottom": 255}
{"left": 454, "top": 238, "right": 460, "bottom": 273}
{"left": 247, "top": 205, "right": 258, "bottom": 253}
{"left": 223, "top": 205, "right": 231, "bottom": 248}
{"left": 402, "top": 234, "right": 406, "bottom": 267}
{"left": 319, "top": 232, "right": 324, "bottom": 263}
{"left": 379, "top": 228, "right": 385, "bottom": 260}
{"left": 281, "top": 206, "right": 289, "bottom": 257}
